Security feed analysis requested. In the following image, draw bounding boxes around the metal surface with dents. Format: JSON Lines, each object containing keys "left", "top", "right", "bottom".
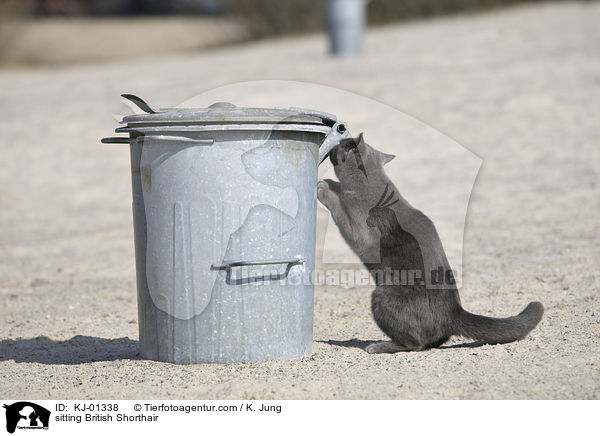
{"left": 105, "top": 96, "right": 349, "bottom": 364}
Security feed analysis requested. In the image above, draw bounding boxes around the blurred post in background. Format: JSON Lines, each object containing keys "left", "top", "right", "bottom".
{"left": 324, "top": 0, "right": 368, "bottom": 55}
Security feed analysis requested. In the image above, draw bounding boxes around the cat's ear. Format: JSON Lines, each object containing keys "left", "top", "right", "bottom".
{"left": 380, "top": 151, "right": 395, "bottom": 165}
{"left": 356, "top": 132, "right": 365, "bottom": 147}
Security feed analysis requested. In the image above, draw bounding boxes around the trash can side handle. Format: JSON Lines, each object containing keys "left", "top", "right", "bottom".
{"left": 101, "top": 136, "right": 215, "bottom": 145}
{"left": 318, "top": 121, "right": 349, "bottom": 164}
{"left": 211, "top": 258, "right": 304, "bottom": 285}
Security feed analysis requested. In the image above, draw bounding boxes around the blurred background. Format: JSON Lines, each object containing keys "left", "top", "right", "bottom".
{"left": 0, "top": 0, "right": 558, "bottom": 66}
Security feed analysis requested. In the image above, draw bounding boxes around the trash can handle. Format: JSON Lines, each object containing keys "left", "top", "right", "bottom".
{"left": 319, "top": 121, "right": 349, "bottom": 164}
{"left": 211, "top": 258, "right": 303, "bottom": 285}
{"left": 101, "top": 136, "right": 215, "bottom": 145}
{"left": 120, "top": 94, "right": 165, "bottom": 114}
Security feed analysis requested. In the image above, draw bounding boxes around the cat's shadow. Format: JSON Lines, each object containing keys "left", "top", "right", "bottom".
{"left": 0, "top": 335, "right": 140, "bottom": 365}
{"left": 320, "top": 338, "right": 488, "bottom": 351}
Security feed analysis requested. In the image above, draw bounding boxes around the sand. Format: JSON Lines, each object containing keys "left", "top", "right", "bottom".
{"left": 0, "top": 2, "right": 599, "bottom": 399}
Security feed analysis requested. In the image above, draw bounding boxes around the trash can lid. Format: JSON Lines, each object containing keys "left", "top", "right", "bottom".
{"left": 120, "top": 95, "right": 338, "bottom": 127}
{"left": 101, "top": 94, "right": 342, "bottom": 144}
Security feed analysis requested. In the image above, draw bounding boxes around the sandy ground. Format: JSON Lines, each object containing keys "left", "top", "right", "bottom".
{"left": 1, "top": 2, "right": 599, "bottom": 399}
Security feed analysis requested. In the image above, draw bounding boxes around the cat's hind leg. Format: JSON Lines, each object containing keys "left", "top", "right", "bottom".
{"left": 370, "top": 287, "right": 426, "bottom": 352}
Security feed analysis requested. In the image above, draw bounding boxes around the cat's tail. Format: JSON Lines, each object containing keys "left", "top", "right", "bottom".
{"left": 455, "top": 301, "right": 544, "bottom": 344}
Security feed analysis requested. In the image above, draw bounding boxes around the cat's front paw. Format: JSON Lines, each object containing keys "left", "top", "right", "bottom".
{"left": 317, "top": 180, "right": 331, "bottom": 203}
{"left": 317, "top": 180, "right": 329, "bottom": 191}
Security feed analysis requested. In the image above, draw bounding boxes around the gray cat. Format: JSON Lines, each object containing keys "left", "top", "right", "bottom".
{"left": 317, "top": 133, "right": 543, "bottom": 353}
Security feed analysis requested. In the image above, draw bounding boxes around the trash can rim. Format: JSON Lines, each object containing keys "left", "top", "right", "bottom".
{"left": 115, "top": 123, "right": 332, "bottom": 135}
{"left": 122, "top": 105, "right": 337, "bottom": 127}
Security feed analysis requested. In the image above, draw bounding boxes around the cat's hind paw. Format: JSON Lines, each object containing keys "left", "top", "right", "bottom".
{"left": 365, "top": 341, "right": 409, "bottom": 354}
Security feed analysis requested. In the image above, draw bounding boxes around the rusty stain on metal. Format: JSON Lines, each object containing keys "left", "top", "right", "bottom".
{"left": 141, "top": 165, "right": 152, "bottom": 191}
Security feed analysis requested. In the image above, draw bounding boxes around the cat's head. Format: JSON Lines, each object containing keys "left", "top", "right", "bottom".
{"left": 329, "top": 133, "right": 395, "bottom": 187}
{"left": 366, "top": 184, "right": 400, "bottom": 229}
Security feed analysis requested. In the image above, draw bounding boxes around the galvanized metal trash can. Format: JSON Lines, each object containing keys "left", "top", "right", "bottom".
{"left": 103, "top": 95, "right": 348, "bottom": 364}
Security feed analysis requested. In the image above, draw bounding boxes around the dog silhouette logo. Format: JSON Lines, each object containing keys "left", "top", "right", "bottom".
{"left": 3, "top": 402, "right": 50, "bottom": 433}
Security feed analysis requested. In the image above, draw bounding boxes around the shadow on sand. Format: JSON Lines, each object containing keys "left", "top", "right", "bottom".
{"left": 0, "top": 335, "right": 140, "bottom": 365}
{"left": 1, "top": 336, "right": 489, "bottom": 363}
{"left": 320, "top": 338, "right": 488, "bottom": 351}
